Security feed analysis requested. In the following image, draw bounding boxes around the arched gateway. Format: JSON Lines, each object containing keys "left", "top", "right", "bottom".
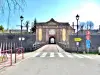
{"left": 49, "top": 36, "right": 56, "bottom": 44}
{"left": 35, "top": 18, "right": 74, "bottom": 44}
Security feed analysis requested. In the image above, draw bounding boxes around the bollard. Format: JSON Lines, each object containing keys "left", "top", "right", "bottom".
{"left": 86, "top": 48, "right": 89, "bottom": 53}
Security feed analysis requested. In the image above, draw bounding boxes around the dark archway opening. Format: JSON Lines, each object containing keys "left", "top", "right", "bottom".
{"left": 49, "top": 36, "right": 56, "bottom": 44}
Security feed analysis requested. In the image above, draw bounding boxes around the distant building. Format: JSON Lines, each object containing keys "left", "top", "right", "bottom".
{"left": 0, "top": 29, "right": 27, "bottom": 33}
{"left": 32, "top": 18, "right": 75, "bottom": 44}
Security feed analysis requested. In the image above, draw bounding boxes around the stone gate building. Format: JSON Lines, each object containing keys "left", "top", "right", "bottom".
{"left": 36, "top": 18, "right": 74, "bottom": 44}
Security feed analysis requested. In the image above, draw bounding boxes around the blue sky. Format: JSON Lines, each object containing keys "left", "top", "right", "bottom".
{"left": 0, "top": 0, "right": 100, "bottom": 30}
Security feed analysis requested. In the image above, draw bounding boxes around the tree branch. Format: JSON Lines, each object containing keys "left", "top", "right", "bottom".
{"left": 0, "top": 0, "right": 26, "bottom": 30}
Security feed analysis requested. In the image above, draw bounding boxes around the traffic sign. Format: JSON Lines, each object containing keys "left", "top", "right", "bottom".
{"left": 86, "top": 31, "right": 91, "bottom": 35}
{"left": 76, "top": 42, "right": 79, "bottom": 47}
{"left": 86, "top": 35, "right": 91, "bottom": 40}
{"left": 74, "top": 38, "right": 82, "bottom": 42}
{"left": 86, "top": 40, "right": 91, "bottom": 48}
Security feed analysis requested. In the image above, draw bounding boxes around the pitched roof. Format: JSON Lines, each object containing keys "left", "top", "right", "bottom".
{"left": 36, "top": 18, "right": 70, "bottom": 26}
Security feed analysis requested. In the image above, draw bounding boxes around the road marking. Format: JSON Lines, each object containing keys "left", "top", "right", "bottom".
{"left": 57, "top": 53, "right": 64, "bottom": 57}
{"left": 50, "top": 52, "right": 54, "bottom": 57}
{"left": 40, "top": 52, "right": 47, "bottom": 57}
{"left": 81, "top": 55, "right": 93, "bottom": 59}
{"left": 64, "top": 53, "right": 73, "bottom": 58}
{"left": 33, "top": 52, "right": 41, "bottom": 57}
{"left": 73, "top": 54, "right": 84, "bottom": 58}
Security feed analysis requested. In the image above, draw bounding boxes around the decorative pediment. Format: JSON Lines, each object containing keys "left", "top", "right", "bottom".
{"left": 48, "top": 22, "right": 57, "bottom": 25}
{"left": 46, "top": 18, "right": 57, "bottom": 25}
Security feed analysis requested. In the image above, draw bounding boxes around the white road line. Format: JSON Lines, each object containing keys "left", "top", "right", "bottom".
{"left": 33, "top": 52, "right": 41, "bottom": 57}
{"left": 40, "top": 52, "right": 47, "bottom": 57}
{"left": 57, "top": 53, "right": 64, "bottom": 57}
{"left": 50, "top": 52, "right": 54, "bottom": 57}
{"left": 73, "top": 54, "right": 84, "bottom": 58}
{"left": 64, "top": 53, "right": 73, "bottom": 58}
{"left": 81, "top": 55, "right": 93, "bottom": 59}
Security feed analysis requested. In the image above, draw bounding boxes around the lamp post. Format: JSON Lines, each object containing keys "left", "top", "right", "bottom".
{"left": 76, "top": 14, "right": 79, "bottom": 53}
{"left": 20, "top": 16, "right": 24, "bottom": 47}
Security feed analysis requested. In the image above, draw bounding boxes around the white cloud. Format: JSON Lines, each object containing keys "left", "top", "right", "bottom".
{"left": 56, "top": 2, "right": 100, "bottom": 29}
{"left": 68, "top": 2, "right": 100, "bottom": 29}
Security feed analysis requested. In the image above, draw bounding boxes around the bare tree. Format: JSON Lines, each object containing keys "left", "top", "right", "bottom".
{"left": 25, "top": 21, "right": 29, "bottom": 32}
{"left": 31, "top": 18, "right": 37, "bottom": 33}
{"left": 0, "top": 0, "right": 26, "bottom": 30}
{"left": 79, "top": 22, "right": 85, "bottom": 30}
{"left": 86, "top": 21, "right": 94, "bottom": 30}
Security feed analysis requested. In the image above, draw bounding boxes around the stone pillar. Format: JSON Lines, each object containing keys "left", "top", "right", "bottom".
{"left": 59, "top": 28, "right": 62, "bottom": 42}
{"left": 56, "top": 28, "right": 58, "bottom": 43}
{"left": 46, "top": 28, "right": 49, "bottom": 43}
{"left": 42, "top": 28, "right": 44, "bottom": 42}
{"left": 44, "top": 28, "right": 46, "bottom": 42}
{"left": 36, "top": 28, "right": 38, "bottom": 42}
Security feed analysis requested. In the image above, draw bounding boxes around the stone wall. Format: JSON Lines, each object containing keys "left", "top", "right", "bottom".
{"left": 68, "top": 34, "right": 100, "bottom": 52}
{"left": 0, "top": 33, "right": 36, "bottom": 52}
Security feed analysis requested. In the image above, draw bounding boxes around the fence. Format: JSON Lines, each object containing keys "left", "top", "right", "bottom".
{"left": 57, "top": 34, "right": 100, "bottom": 53}
{"left": 15, "top": 47, "right": 24, "bottom": 63}
{"left": 0, "top": 41, "right": 24, "bottom": 69}
{"left": 0, "top": 33, "right": 36, "bottom": 52}
{"left": 0, "top": 49, "right": 12, "bottom": 69}
{"left": 0, "top": 41, "right": 46, "bottom": 69}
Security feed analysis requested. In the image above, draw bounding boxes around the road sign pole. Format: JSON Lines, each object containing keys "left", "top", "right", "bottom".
{"left": 76, "top": 42, "right": 79, "bottom": 53}
{"left": 86, "top": 30, "right": 91, "bottom": 53}
{"left": 87, "top": 48, "right": 89, "bottom": 53}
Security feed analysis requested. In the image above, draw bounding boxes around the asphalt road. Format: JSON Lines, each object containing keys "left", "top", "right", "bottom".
{"left": 0, "top": 44, "right": 100, "bottom": 75}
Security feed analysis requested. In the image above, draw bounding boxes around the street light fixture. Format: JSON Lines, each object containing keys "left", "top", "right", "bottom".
{"left": 20, "top": 15, "right": 24, "bottom": 47}
{"left": 76, "top": 14, "right": 79, "bottom": 35}
{"left": 76, "top": 14, "right": 80, "bottom": 53}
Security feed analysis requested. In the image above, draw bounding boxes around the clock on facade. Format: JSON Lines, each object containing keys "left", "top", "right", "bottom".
{"left": 49, "top": 29, "right": 56, "bottom": 35}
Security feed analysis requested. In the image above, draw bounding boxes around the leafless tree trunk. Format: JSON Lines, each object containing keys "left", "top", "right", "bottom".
{"left": 0, "top": 0, "right": 26, "bottom": 30}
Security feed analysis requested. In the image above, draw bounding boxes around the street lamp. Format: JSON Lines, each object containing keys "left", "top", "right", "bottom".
{"left": 76, "top": 14, "right": 79, "bottom": 53}
{"left": 76, "top": 14, "right": 79, "bottom": 36}
{"left": 20, "top": 16, "right": 24, "bottom": 47}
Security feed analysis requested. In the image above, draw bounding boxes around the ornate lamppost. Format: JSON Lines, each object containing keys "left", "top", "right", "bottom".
{"left": 76, "top": 14, "right": 79, "bottom": 53}
{"left": 20, "top": 16, "right": 24, "bottom": 47}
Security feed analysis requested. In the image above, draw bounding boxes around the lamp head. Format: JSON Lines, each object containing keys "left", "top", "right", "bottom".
{"left": 20, "top": 16, "right": 24, "bottom": 21}
{"left": 76, "top": 14, "right": 79, "bottom": 20}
